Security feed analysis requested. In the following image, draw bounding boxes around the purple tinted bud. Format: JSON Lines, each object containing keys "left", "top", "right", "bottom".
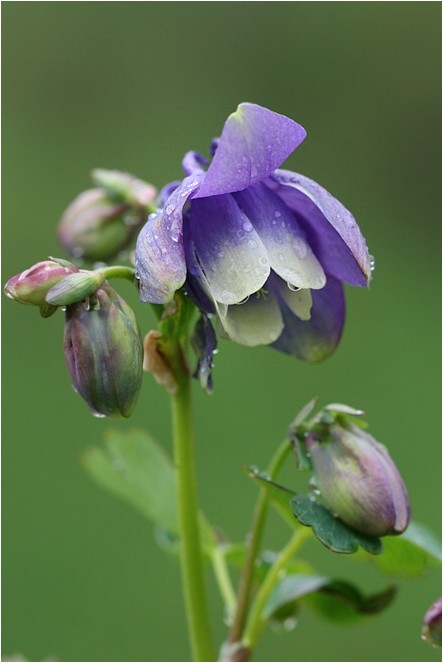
{"left": 422, "top": 597, "right": 442, "bottom": 648}
{"left": 307, "top": 423, "right": 410, "bottom": 537}
{"left": 58, "top": 188, "right": 147, "bottom": 262}
{"left": 64, "top": 284, "right": 143, "bottom": 418}
{"left": 91, "top": 169, "right": 157, "bottom": 208}
{"left": 4, "top": 259, "right": 78, "bottom": 307}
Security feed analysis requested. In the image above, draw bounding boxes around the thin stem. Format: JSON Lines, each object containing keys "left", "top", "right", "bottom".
{"left": 228, "top": 439, "right": 291, "bottom": 645}
{"left": 242, "top": 527, "right": 310, "bottom": 648}
{"left": 98, "top": 265, "right": 137, "bottom": 282}
{"left": 171, "top": 373, "right": 216, "bottom": 662}
{"left": 211, "top": 546, "right": 237, "bottom": 615}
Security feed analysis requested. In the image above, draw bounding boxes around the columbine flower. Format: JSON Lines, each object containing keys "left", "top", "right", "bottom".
{"left": 135, "top": 103, "right": 371, "bottom": 362}
{"left": 306, "top": 421, "right": 410, "bottom": 536}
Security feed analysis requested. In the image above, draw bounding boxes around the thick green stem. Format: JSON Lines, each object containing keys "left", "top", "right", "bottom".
{"left": 242, "top": 527, "right": 310, "bottom": 648}
{"left": 228, "top": 439, "right": 291, "bottom": 646}
{"left": 171, "top": 373, "right": 216, "bottom": 662}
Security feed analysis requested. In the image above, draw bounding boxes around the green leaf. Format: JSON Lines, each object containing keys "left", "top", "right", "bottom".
{"left": 371, "top": 521, "right": 441, "bottom": 576}
{"left": 305, "top": 580, "right": 397, "bottom": 623}
{"left": 263, "top": 574, "right": 328, "bottom": 620}
{"left": 264, "top": 574, "right": 396, "bottom": 624}
{"left": 82, "top": 428, "right": 177, "bottom": 534}
{"left": 290, "top": 495, "right": 382, "bottom": 555}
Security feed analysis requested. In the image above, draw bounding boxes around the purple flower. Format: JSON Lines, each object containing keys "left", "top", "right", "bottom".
{"left": 135, "top": 103, "right": 371, "bottom": 361}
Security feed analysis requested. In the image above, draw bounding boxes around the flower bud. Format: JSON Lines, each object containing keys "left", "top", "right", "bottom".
{"left": 306, "top": 422, "right": 410, "bottom": 536}
{"left": 422, "top": 597, "right": 442, "bottom": 648}
{"left": 45, "top": 270, "right": 105, "bottom": 307}
{"left": 91, "top": 169, "right": 157, "bottom": 208}
{"left": 58, "top": 170, "right": 157, "bottom": 264}
{"left": 64, "top": 284, "right": 143, "bottom": 418}
{"left": 4, "top": 259, "right": 79, "bottom": 307}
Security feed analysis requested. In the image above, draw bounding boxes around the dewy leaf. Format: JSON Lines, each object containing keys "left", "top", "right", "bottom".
{"left": 290, "top": 495, "right": 382, "bottom": 555}
{"left": 82, "top": 428, "right": 177, "bottom": 534}
{"left": 371, "top": 521, "right": 441, "bottom": 576}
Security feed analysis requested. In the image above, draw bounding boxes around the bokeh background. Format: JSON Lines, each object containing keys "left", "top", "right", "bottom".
{"left": 2, "top": 3, "right": 441, "bottom": 662}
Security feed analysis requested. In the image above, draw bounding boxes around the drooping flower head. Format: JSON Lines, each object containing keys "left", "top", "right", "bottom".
{"left": 135, "top": 103, "right": 371, "bottom": 362}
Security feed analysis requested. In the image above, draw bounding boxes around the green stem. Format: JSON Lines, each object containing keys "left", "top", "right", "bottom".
{"left": 211, "top": 546, "right": 237, "bottom": 615}
{"left": 99, "top": 265, "right": 137, "bottom": 282}
{"left": 228, "top": 439, "right": 291, "bottom": 645}
{"left": 242, "top": 527, "right": 310, "bottom": 648}
{"left": 171, "top": 373, "right": 216, "bottom": 662}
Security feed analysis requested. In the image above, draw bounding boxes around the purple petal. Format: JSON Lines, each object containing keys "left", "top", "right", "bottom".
{"left": 268, "top": 170, "right": 370, "bottom": 286}
{"left": 182, "top": 151, "right": 208, "bottom": 176}
{"left": 135, "top": 175, "right": 200, "bottom": 303}
{"left": 195, "top": 103, "right": 306, "bottom": 199}
{"left": 187, "top": 194, "right": 270, "bottom": 305}
{"left": 234, "top": 183, "right": 326, "bottom": 290}
{"left": 272, "top": 274, "right": 346, "bottom": 362}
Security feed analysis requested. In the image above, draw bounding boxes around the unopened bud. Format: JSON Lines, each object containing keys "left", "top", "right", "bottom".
{"left": 4, "top": 259, "right": 78, "bottom": 307}
{"left": 91, "top": 169, "right": 157, "bottom": 208}
{"left": 58, "top": 170, "right": 156, "bottom": 263}
{"left": 422, "top": 597, "right": 442, "bottom": 648}
{"left": 306, "top": 420, "right": 410, "bottom": 537}
{"left": 46, "top": 270, "right": 105, "bottom": 306}
{"left": 64, "top": 284, "right": 143, "bottom": 418}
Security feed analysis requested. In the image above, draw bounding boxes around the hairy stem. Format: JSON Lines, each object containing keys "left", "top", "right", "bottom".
{"left": 171, "top": 373, "right": 216, "bottom": 661}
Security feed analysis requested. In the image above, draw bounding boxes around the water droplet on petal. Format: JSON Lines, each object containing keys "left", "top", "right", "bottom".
{"left": 92, "top": 411, "right": 106, "bottom": 419}
{"left": 61, "top": 306, "right": 67, "bottom": 312}
{"left": 369, "top": 254, "right": 376, "bottom": 271}
{"left": 166, "top": 204, "right": 175, "bottom": 215}
{"left": 242, "top": 219, "right": 253, "bottom": 232}
{"left": 4, "top": 288, "right": 14, "bottom": 299}
{"left": 237, "top": 295, "right": 250, "bottom": 305}
{"left": 287, "top": 282, "right": 300, "bottom": 292}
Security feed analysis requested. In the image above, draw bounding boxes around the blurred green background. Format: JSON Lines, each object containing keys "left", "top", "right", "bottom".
{"left": 2, "top": 3, "right": 441, "bottom": 662}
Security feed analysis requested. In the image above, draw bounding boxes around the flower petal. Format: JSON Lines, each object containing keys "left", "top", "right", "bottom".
{"left": 217, "top": 290, "right": 284, "bottom": 347}
{"left": 268, "top": 170, "right": 370, "bottom": 286}
{"left": 135, "top": 175, "right": 200, "bottom": 303}
{"left": 187, "top": 194, "right": 270, "bottom": 305}
{"left": 272, "top": 275, "right": 345, "bottom": 362}
{"left": 234, "top": 183, "right": 326, "bottom": 290}
{"left": 195, "top": 103, "right": 306, "bottom": 198}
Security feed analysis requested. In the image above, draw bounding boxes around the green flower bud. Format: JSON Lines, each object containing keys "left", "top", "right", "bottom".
{"left": 64, "top": 284, "right": 143, "bottom": 418}
{"left": 57, "top": 170, "right": 156, "bottom": 263}
{"left": 4, "top": 259, "right": 79, "bottom": 308}
{"left": 307, "top": 421, "right": 410, "bottom": 536}
{"left": 45, "top": 270, "right": 105, "bottom": 307}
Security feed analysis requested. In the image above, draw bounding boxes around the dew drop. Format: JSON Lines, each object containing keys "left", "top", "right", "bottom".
{"left": 283, "top": 617, "right": 298, "bottom": 632}
{"left": 166, "top": 204, "right": 175, "bottom": 215}
{"left": 258, "top": 256, "right": 268, "bottom": 267}
{"left": 287, "top": 282, "right": 300, "bottom": 292}
{"left": 134, "top": 271, "right": 140, "bottom": 280}
{"left": 61, "top": 306, "right": 67, "bottom": 312}
{"left": 242, "top": 219, "right": 253, "bottom": 232}
{"left": 92, "top": 411, "right": 106, "bottom": 419}
{"left": 237, "top": 295, "right": 250, "bottom": 305}
{"left": 274, "top": 210, "right": 282, "bottom": 218}
{"left": 213, "top": 348, "right": 219, "bottom": 355}
{"left": 4, "top": 288, "right": 14, "bottom": 299}
{"left": 369, "top": 254, "right": 376, "bottom": 271}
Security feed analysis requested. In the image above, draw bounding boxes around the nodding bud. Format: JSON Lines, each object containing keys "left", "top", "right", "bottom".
{"left": 4, "top": 259, "right": 79, "bottom": 309}
{"left": 63, "top": 284, "right": 143, "bottom": 418}
{"left": 306, "top": 422, "right": 410, "bottom": 537}
{"left": 58, "top": 171, "right": 157, "bottom": 263}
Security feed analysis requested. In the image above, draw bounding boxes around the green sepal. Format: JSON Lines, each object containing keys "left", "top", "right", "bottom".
{"left": 290, "top": 495, "right": 383, "bottom": 555}
{"left": 246, "top": 466, "right": 297, "bottom": 528}
{"left": 46, "top": 271, "right": 105, "bottom": 306}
